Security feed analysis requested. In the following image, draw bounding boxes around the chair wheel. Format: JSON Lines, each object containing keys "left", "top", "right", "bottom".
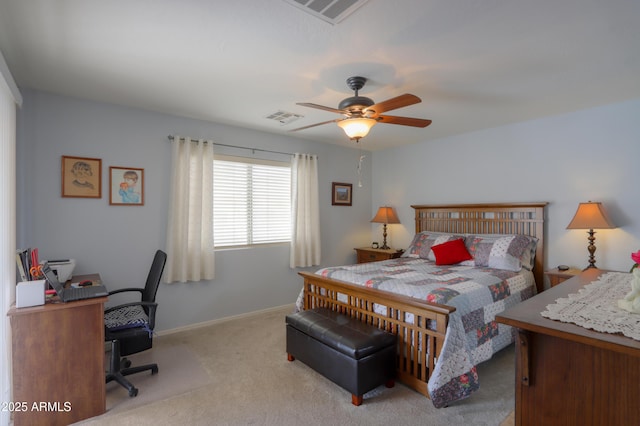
{"left": 128, "top": 387, "right": 138, "bottom": 397}
{"left": 123, "top": 359, "right": 132, "bottom": 368}
{"left": 151, "top": 366, "right": 159, "bottom": 375}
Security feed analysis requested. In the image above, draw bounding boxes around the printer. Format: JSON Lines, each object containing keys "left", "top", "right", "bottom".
{"left": 47, "top": 259, "right": 76, "bottom": 283}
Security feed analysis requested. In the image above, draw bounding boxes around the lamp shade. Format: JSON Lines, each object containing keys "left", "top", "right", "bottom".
{"left": 337, "top": 117, "right": 377, "bottom": 140}
{"left": 371, "top": 206, "right": 401, "bottom": 224}
{"left": 566, "top": 202, "right": 615, "bottom": 230}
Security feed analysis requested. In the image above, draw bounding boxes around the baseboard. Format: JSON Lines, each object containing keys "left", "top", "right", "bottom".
{"left": 155, "top": 303, "right": 295, "bottom": 337}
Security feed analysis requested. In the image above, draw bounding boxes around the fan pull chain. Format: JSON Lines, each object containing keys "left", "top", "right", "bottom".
{"left": 357, "top": 148, "right": 366, "bottom": 188}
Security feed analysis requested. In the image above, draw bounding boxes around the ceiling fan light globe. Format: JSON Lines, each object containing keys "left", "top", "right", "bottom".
{"left": 337, "top": 117, "right": 377, "bottom": 139}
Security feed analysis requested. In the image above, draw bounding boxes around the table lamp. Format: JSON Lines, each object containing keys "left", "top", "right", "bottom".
{"left": 566, "top": 201, "right": 616, "bottom": 269}
{"left": 371, "top": 206, "right": 400, "bottom": 250}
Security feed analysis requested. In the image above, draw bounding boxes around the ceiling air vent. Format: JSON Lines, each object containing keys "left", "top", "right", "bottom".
{"left": 283, "top": 0, "right": 369, "bottom": 25}
{"left": 265, "top": 110, "right": 304, "bottom": 125}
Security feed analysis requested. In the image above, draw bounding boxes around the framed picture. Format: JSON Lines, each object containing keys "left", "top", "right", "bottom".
{"left": 109, "top": 166, "right": 144, "bottom": 206}
{"left": 61, "top": 156, "right": 102, "bottom": 198}
{"left": 331, "top": 182, "right": 352, "bottom": 206}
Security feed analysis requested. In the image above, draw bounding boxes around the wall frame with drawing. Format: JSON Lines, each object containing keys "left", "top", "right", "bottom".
{"left": 109, "top": 166, "right": 144, "bottom": 206}
{"left": 61, "top": 155, "right": 102, "bottom": 198}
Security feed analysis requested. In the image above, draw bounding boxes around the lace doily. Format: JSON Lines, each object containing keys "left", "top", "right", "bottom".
{"left": 541, "top": 272, "right": 640, "bottom": 341}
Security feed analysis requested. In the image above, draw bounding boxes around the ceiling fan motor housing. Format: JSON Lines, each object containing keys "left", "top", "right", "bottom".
{"left": 338, "top": 96, "right": 374, "bottom": 112}
{"left": 339, "top": 76, "right": 374, "bottom": 112}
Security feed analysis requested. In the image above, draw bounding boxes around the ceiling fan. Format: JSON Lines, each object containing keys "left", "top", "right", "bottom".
{"left": 290, "top": 76, "right": 432, "bottom": 141}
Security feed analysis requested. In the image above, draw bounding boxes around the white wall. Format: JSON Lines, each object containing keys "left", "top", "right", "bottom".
{"left": 16, "top": 90, "right": 373, "bottom": 331}
{"left": 17, "top": 90, "right": 640, "bottom": 332}
{"left": 372, "top": 98, "right": 640, "bottom": 277}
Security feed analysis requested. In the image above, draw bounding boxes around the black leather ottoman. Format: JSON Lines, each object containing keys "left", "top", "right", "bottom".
{"left": 286, "top": 307, "right": 397, "bottom": 406}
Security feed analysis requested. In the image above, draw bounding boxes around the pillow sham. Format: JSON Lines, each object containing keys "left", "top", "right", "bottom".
{"left": 431, "top": 238, "right": 474, "bottom": 265}
{"left": 519, "top": 238, "right": 538, "bottom": 271}
{"left": 461, "top": 234, "right": 538, "bottom": 271}
{"left": 402, "top": 232, "right": 466, "bottom": 260}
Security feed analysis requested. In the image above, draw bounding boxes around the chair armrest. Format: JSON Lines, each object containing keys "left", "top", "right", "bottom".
{"left": 108, "top": 287, "right": 144, "bottom": 297}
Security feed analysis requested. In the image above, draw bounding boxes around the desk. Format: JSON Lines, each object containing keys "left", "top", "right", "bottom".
{"left": 496, "top": 269, "right": 640, "bottom": 425}
{"left": 7, "top": 274, "right": 107, "bottom": 426}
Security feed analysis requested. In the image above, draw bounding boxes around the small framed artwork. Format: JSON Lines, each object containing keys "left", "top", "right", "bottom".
{"left": 61, "top": 156, "right": 102, "bottom": 198}
{"left": 331, "top": 182, "right": 352, "bottom": 206}
{"left": 109, "top": 166, "right": 144, "bottom": 206}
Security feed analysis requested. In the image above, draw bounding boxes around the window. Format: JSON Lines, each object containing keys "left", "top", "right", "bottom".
{"left": 213, "top": 155, "right": 291, "bottom": 248}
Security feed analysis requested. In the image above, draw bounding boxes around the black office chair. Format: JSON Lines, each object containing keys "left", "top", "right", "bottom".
{"left": 104, "top": 250, "right": 167, "bottom": 397}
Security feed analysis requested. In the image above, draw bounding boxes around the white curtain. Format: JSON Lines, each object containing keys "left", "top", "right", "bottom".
{"left": 165, "top": 136, "right": 215, "bottom": 282}
{"left": 0, "top": 53, "right": 20, "bottom": 426}
{"left": 290, "top": 153, "right": 321, "bottom": 268}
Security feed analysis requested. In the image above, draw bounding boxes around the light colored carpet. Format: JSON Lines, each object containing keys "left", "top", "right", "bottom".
{"left": 104, "top": 344, "right": 212, "bottom": 415}
{"left": 77, "top": 305, "right": 515, "bottom": 426}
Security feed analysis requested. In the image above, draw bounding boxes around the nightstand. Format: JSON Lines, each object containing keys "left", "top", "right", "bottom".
{"left": 544, "top": 267, "right": 582, "bottom": 288}
{"left": 354, "top": 247, "right": 403, "bottom": 264}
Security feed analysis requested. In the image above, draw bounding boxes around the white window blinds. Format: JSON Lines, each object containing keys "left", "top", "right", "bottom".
{"left": 213, "top": 156, "right": 291, "bottom": 247}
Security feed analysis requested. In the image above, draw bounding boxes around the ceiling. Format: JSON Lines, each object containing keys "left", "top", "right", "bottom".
{"left": 1, "top": 0, "right": 639, "bottom": 151}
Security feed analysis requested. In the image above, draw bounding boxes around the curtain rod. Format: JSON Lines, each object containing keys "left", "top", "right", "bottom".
{"left": 167, "top": 135, "right": 294, "bottom": 157}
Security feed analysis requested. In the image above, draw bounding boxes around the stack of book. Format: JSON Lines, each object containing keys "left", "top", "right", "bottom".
{"left": 15, "top": 248, "right": 36, "bottom": 282}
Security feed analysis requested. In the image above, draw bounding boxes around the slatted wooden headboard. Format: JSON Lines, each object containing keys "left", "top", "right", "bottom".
{"left": 411, "top": 203, "right": 548, "bottom": 293}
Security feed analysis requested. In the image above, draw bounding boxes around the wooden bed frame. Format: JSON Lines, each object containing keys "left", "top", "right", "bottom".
{"left": 298, "top": 202, "right": 547, "bottom": 398}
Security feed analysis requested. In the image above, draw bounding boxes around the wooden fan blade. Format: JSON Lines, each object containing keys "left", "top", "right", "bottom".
{"left": 296, "top": 102, "right": 345, "bottom": 115}
{"left": 364, "top": 94, "right": 421, "bottom": 115}
{"left": 288, "top": 118, "right": 341, "bottom": 132}
{"left": 377, "top": 115, "right": 432, "bottom": 127}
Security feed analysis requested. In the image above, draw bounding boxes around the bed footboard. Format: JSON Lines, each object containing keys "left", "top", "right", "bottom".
{"left": 298, "top": 271, "right": 455, "bottom": 398}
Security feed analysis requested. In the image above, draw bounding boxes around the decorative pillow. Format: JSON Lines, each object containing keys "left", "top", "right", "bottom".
{"left": 462, "top": 234, "right": 538, "bottom": 271}
{"left": 105, "top": 305, "right": 149, "bottom": 332}
{"left": 402, "top": 232, "right": 466, "bottom": 260}
{"left": 431, "top": 238, "right": 474, "bottom": 265}
{"left": 519, "top": 238, "right": 539, "bottom": 271}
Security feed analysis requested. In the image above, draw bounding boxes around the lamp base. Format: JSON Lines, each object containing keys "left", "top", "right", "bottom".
{"left": 380, "top": 223, "right": 390, "bottom": 250}
{"left": 584, "top": 229, "right": 598, "bottom": 270}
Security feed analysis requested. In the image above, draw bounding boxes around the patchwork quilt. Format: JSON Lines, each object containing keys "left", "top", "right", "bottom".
{"left": 296, "top": 257, "right": 535, "bottom": 408}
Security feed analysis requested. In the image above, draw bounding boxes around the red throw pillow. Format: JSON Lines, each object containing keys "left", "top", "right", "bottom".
{"left": 431, "top": 239, "right": 473, "bottom": 265}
